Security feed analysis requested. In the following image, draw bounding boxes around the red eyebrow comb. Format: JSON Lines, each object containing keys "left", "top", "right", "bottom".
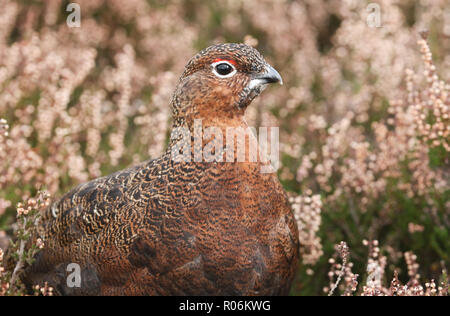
{"left": 213, "top": 58, "right": 237, "bottom": 66}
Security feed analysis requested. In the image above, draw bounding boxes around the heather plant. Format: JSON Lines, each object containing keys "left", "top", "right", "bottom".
{"left": 325, "top": 240, "right": 449, "bottom": 296}
{"left": 1, "top": 192, "right": 51, "bottom": 296}
{"left": 0, "top": 0, "right": 448, "bottom": 295}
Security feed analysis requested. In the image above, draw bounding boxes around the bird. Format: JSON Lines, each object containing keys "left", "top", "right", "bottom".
{"left": 22, "top": 43, "right": 299, "bottom": 295}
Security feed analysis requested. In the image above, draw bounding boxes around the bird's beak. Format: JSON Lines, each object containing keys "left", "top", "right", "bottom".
{"left": 260, "top": 64, "right": 283, "bottom": 85}
{"left": 239, "top": 64, "right": 283, "bottom": 109}
{"left": 249, "top": 64, "right": 283, "bottom": 90}
{"left": 256, "top": 65, "right": 283, "bottom": 85}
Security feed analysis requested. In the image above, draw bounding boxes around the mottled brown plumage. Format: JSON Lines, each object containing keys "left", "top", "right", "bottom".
{"left": 23, "top": 43, "right": 299, "bottom": 295}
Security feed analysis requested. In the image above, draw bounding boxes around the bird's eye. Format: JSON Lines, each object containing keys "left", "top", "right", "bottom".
{"left": 216, "top": 63, "right": 232, "bottom": 75}
{"left": 211, "top": 61, "right": 236, "bottom": 78}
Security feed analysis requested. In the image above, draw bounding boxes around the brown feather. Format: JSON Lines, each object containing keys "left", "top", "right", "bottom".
{"left": 23, "top": 43, "right": 299, "bottom": 296}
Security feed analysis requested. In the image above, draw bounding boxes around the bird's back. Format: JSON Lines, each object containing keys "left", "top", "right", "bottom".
{"left": 24, "top": 151, "right": 298, "bottom": 295}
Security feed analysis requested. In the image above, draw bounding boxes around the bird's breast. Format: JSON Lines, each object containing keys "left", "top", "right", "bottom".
{"left": 145, "top": 161, "right": 299, "bottom": 295}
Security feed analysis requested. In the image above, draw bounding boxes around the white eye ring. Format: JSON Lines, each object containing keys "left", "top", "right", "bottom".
{"left": 211, "top": 60, "right": 237, "bottom": 78}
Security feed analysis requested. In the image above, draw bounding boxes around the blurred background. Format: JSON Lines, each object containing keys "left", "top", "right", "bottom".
{"left": 0, "top": 0, "right": 449, "bottom": 295}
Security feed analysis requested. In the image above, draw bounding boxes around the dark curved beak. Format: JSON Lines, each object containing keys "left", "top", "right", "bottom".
{"left": 254, "top": 64, "right": 283, "bottom": 85}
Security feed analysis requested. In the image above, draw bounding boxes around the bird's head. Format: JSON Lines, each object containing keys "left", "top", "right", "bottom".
{"left": 171, "top": 43, "right": 282, "bottom": 127}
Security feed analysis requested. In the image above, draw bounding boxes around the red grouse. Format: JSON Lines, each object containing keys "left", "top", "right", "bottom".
{"left": 23, "top": 43, "right": 299, "bottom": 295}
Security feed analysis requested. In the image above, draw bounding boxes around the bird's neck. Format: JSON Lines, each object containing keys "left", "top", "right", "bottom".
{"left": 167, "top": 115, "right": 277, "bottom": 173}
{"left": 169, "top": 114, "right": 248, "bottom": 147}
